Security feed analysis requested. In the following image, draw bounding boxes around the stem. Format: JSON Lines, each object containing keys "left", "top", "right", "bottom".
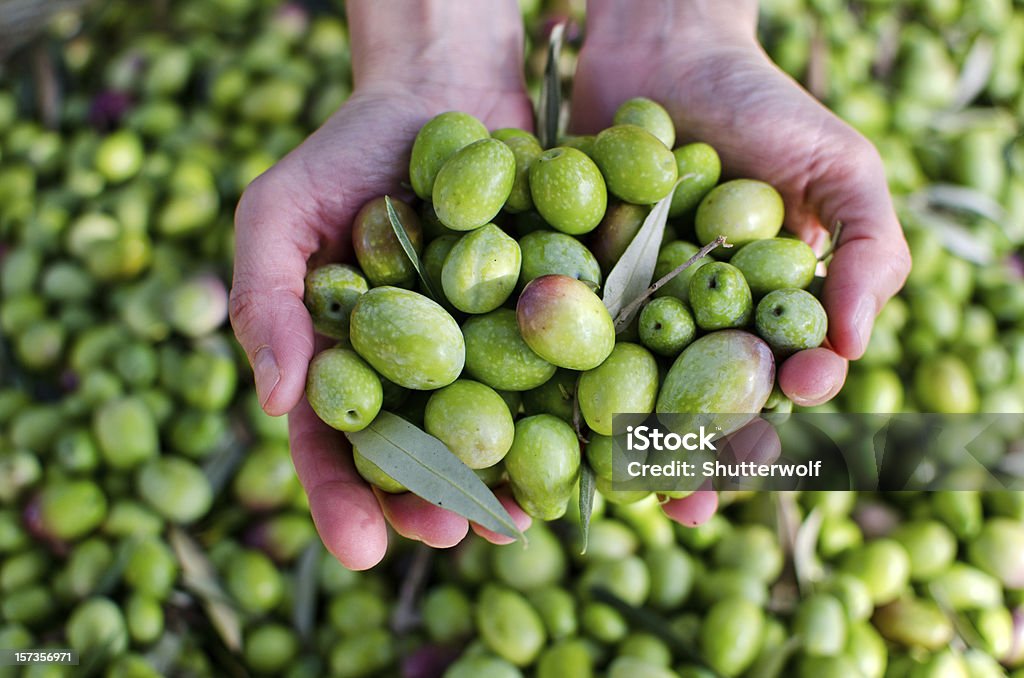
{"left": 613, "top": 235, "right": 729, "bottom": 333}
{"left": 391, "top": 544, "right": 433, "bottom": 634}
{"left": 817, "top": 221, "right": 843, "bottom": 263}
{"left": 571, "top": 375, "right": 589, "bottom": 445}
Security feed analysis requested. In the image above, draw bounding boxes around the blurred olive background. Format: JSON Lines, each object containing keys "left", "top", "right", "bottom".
{"left": 1, "top": 0, "right": 1023, "bottom": 676}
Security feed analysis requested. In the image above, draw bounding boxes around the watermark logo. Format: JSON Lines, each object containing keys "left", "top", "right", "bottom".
{"left": 625, "top": 424, "right": 717, "bottom": 452}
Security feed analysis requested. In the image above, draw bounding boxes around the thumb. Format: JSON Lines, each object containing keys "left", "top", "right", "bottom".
{"left": 230, "top": 175, "right": 317, "bottom": 416}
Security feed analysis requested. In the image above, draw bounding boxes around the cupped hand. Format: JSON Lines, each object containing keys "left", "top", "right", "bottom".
{"left": 571, "top": 21, "right": 911, "bottom": 409}
{"left": 230, "top": 81, "right": 535, "bottom": 570}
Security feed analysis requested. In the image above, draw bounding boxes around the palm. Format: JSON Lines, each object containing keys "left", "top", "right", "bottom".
{"left": 571, "top": 41, "right": 908, "bottom": 407}
{"left": 237, "top": 85, "right": 534, "bottom": 570}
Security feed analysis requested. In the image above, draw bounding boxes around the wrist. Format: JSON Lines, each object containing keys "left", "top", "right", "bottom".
{"left": 583, "top": 0, "right": 759, "bottom": 52}
{"left": 348, "top": 0, "right": 526, "bottom": 96}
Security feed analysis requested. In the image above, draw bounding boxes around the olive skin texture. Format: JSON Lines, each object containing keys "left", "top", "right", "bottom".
{"left": 424, "top": 379, "right": 515, "bottom": 469}
{"left": 306, "top": 347, "right": 383, "bottom": 432}
{"left": 592, "top": 124, "right": 678, "bottom": 205}
{"left": 462, "top": 309, "right": 556, "bottom": 391}
{"left": 505, "top": 414, "right": 581, "bottom": 521}
{"left": 441, "top": 223, "right": 521, "bottom": 313}
{"left": 638, "top": 296, "right": 697, "bottom": 357}
{"left": 493, "top": 129, "right": 543, "bottom": 213}
{"left": 669, "top": 142, "right": 722, "bottom": 217}
{"left": 349, "top": 286, "right": 465, "bottom": 390}
{"left": 613, "top": 97, "right": 675, "bottom": 148}
{"left": 516, "top": 274, "right": 615, "bottom": 371}
{"left": 578, "top": 342, "right": 659, "bottom": 436}
{"left": 352, "top": 196, "right": 423, "bottom": 288}
{"left": 518, "top": 230, "right": 602, "bottom": 291}
{"left": 475, "top": 585, "right": 548, "bottom": 666}
{"left": 913, "top": 353, "right": 979, "bottom": 413}
{"left": 656, "top": 330, "right": 775, "bottom": 436}
{"left": 409, "top": 111, "right": 489, "bottom": 200}
{"left": 433, "top": 138, "right": 516, "bottom": 231}
{"left": 755, "top": 288, "right": 828, "bottom": 353}
{"left": 695, "top": 179, "right": 785, "bottom": 253}
{"left": 529, "top": 147, "right": 608, "bottom": 235}
{"left": 688, "top": 262, "right": 753, "bottom": 330}
{"left": 700, "top": 596, "right": 764, "bottom": 677}
{"left": 303, "top": 264, "right": 368, "bottom": 339}
{"left": 731, "top": 237, "right": 818, "bottom": 297}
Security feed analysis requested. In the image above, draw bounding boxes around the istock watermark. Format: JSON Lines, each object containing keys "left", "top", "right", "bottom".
{"left": 609, "top": 413, "right": 1024, "bottom": 492}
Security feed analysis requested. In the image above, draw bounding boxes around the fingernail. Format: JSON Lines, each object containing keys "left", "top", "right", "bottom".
{"left": 253, "top": 346, "right": 280, "bottom": 410}
{"left": 852, "top": 297, "right": 876, "bottom": 355}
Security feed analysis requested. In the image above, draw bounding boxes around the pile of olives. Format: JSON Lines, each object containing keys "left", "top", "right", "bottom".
{"left": 305, "top": 102, "right": 830, "bottom": 519}
{"left": 412, "top": 488, "right": 1024, "bottom": 678}
{"left": 1, "top": 0, "right": 1024, "bottom": 676}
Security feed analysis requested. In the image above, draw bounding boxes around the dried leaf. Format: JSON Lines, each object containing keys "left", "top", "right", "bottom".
{"left": 602, "top": 187, "right": 677, "bottom": 321}
{"left": 169, "top": 527, "right": 243, "bottom": 652}
{"left": 385, "top": 196, "right": 443, "bottom": 301}
{"left": 346, "top": 412, "right": 522, "bottom": 541}
{"left": 909, "top": 184, "right": 1006, "bottom": 223}
{"left": 578, "top": 464, "right": 595, "bottom": 555}
{"left": 538, "top": 22, "right": 565, "bottom": 149}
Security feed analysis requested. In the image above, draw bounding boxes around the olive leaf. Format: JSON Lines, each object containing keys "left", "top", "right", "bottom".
{"left": 952, "top": 35, "right": 995, "bottom": 110}
{"left": 792, "top": 506, "right": 826, "bottom": 595}
{"left": 292, "top": 541, "right": 321, "bottom": 642}
{"left": 908, "top": 184, "right": 1006, "bottom": 223}
{"left": 537, "top": 22, "right": 565, "bottom": 149}
{"left": 345, "top": 411, "right": 523, "bottom": 541}
{"left": 168, "top": 527, "right": 243, "bottom": 653}
{"left": 602, "top": 186, "right": 677, "bottom": 321}
{"left": 578, "top": 463, "right": 595, "bottom": 555}
{"left": 385, "top": 195, "right": 443, "bottom": 302}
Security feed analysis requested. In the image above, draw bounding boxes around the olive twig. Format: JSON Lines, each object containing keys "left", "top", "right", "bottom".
{"left": 391, "top": 544, "right": 433, "bottom": 634}
{"left": 816, "top": 220, "right": 843, "bottom": 263}
{"left": 613, "top": 235, "right": 729, "bottom": 333}
{"left": 571, "top": 375, "right": 589, "bottom": 445}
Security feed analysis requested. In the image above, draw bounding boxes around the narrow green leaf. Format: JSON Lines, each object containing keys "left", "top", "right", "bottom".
{"left": 346, "top": 411, "right": 523, "bottom": 541}
{"left": 601, "top": 185, "right": 676, "bottom": 321}
{"left": 292, "top": 541, "right": 321, "bottom": 642}
{"left": 169, "top": 527, "right": 243, "bottom": 652}
{"left": 578, "top": 464, "right": 595, "bottom": 555}
{"left": 385, "top": 195, "right": 443, "bottom": 301}
{"left": 537, "top": 22, "right": 565, "bottom": 149}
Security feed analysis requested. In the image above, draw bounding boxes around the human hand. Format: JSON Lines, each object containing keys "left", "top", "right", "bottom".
{"left": 229, "top": 1, "right": 535, "bottom": 570}
{"left": 571, "top": 0, "right": 911, "bottom": 408}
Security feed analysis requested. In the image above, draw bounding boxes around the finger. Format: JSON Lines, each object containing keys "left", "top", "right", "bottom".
{"left": 722, "top": 417, "right": 782, "bottom": 466}
{"left": 470, "top": 488, "right": 532, "bottom": 545}
{"left": 813, "top": 147, "right": 911, "bottom": 360}
{"left": 778, "top": 347, "right": 848, "bottom": 406}
{"left": 378, "top": 492, "right": 470, "bottom": 549}
{"left": 662, "top": 489, "right": 718, "bottom": 527}
{"left": 289, "top": 398, "right": 388, "bottom": 571}
{"left": 230, "top": 172, "right": 321, "bottom": 416}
